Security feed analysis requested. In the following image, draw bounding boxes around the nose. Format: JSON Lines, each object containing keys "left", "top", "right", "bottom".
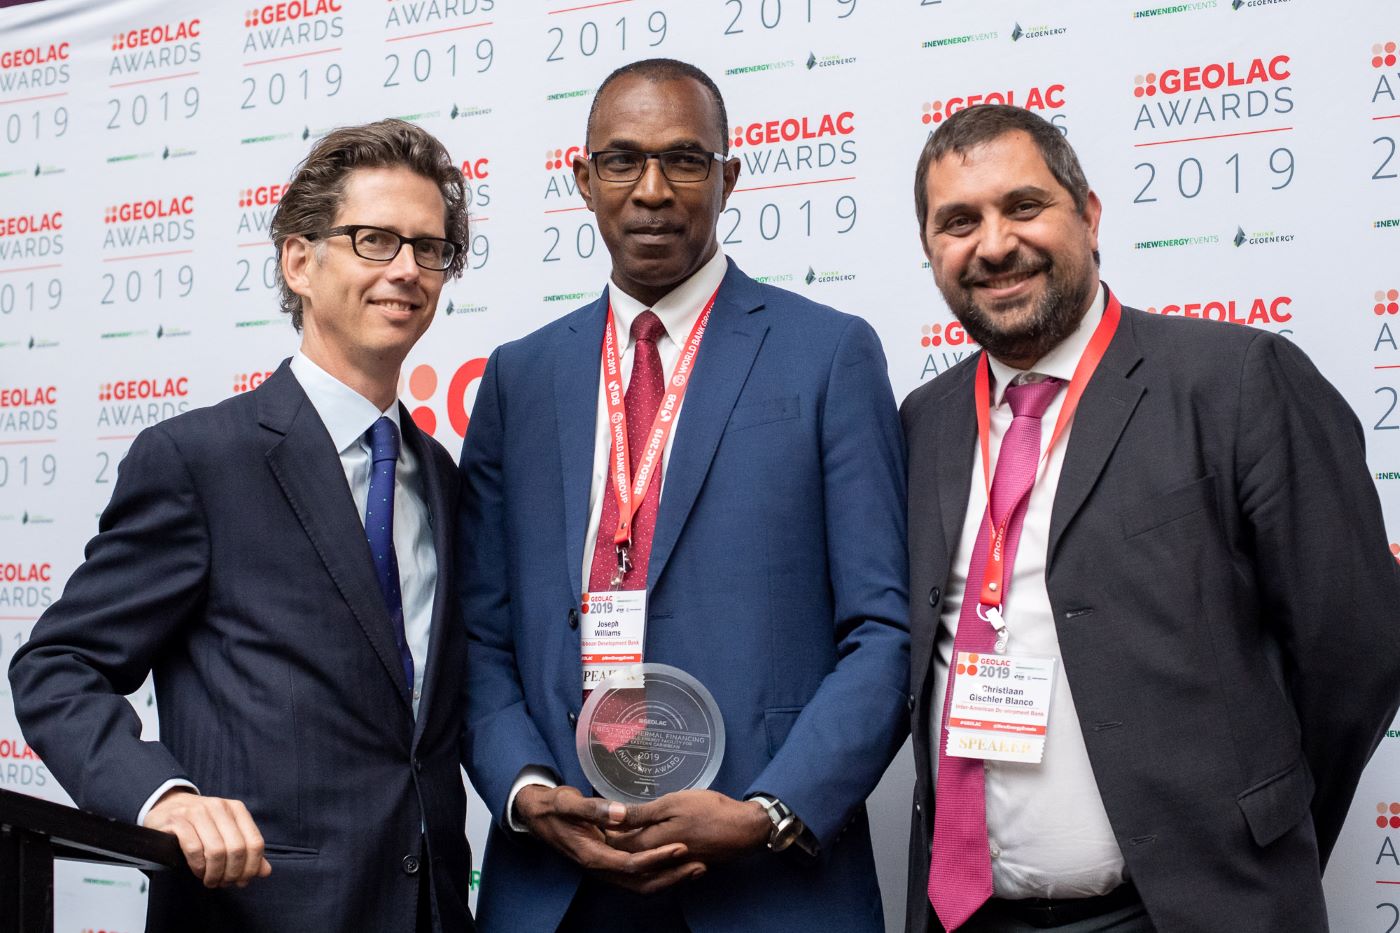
{"left": 385, "top": 241, "right": 422, "bottom": 282}
{"left": 975, "top": 213, "right": 1020, "bottom": 266}
{"left": 630, "top": 156, "right": 675, "bottom": 205}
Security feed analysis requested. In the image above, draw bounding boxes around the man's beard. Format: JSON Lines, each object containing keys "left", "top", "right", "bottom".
{"left": 940, "top": 248, "right": 1095, "bottom": 366}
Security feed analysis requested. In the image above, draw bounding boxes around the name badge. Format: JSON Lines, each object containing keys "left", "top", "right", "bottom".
{"left": 581, "top": 590, "right": 647, "bottom": 693}
{"left": 946, "top": 652, "right": 1056, "bottom": 764}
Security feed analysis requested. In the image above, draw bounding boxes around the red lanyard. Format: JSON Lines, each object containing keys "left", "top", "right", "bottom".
{"left": 601, "top": 288, "right": 719, "bottom": 557}
{"left": 973, "top": 290, "right": 1122, "bottom": 611}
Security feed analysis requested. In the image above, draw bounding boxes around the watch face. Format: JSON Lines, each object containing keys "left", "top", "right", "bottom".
{"left": 771, "top": 817, "right": 800, "bottom": 851}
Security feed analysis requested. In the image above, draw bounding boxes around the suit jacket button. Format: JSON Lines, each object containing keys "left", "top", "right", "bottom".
{"left": 413, "top": 758, "right": 423, "bottom": 773}
{"left": 568, "top": 608, "right": 579, "bottom": 629}
{"left": 928, "top": 587, "right": 941, "bottom": 607}
{"left": 568, "top": 710, "right": 578, "bottom": 727}
{"left": 402, "top": 855, "right": 420, "bottom": 875}
{"left": 907, "top": 694, "right": 915, "bottom": 712}
{"left": 914, "top": 802, "right": 921, "bottom": 813}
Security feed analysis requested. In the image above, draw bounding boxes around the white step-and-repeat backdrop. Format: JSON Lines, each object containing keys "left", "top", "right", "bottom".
{"left": 2, "top": 0, "right": 1398, "bottom": 930}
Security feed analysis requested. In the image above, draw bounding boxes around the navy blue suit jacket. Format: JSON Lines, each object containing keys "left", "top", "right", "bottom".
{"left": 458, "top": 260, "right": 910, "bottom": 932}
{"left": 10, "top": 362, "right": 473, "bottom": 933}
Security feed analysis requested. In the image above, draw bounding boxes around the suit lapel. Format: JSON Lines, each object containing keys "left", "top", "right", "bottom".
{"left": 555, "top": 297, "right": 610, "bottom": 606}
{"left": 401, "top": 411, "right": 451, "bottom": 741}
{"left": 645, "top": 264, "right": 767, "bottom": 590}
{"left": 1047, "top": 306, "right": 1145, "bottom": 566}
{"left": 259, "top": 363, "right": 412, "bottom": 710}
{"left": 910, "top": 358, "right": 978, "bottom": 698}
{"left": 935, "top": 360, "right": 980, "bottom": 563}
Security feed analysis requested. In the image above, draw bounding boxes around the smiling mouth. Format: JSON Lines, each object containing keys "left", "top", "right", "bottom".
{"left": 370, "top": 299, "right": 421, "bottom": 313}
{"left": 968, "top": 268, "right": 1043, "bottom": 291}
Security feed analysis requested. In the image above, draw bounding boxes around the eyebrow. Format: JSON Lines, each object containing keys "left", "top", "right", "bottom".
{"left": 598, "top": 137, "right": 709, "bottom": 152}
{"left": 930, "top": 185, "right": 1055, "bottom": 226}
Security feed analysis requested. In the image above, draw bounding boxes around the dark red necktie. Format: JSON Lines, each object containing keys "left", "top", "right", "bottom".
{"left": 928, "top": 376, "right": 1063, "bottom": 931}
{"left": 588, "top": 310, "right": 667, "bottom": 592}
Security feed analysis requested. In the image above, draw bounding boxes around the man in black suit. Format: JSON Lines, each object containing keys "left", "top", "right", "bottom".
{"left": 10, "top": 119, "right": 475, "bottom": 933}
{"left": 903, "top": 104, "right": 1400, "bottom": 932}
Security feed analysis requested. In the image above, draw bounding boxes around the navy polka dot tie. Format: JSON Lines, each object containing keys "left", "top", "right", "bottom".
{"left": 366, "top": 416, "right": 413, "bottom": 691}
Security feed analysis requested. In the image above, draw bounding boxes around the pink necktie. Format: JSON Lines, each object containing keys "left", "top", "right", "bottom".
{"left": 588, "top": 310, "right": 667, "bottom": 592}
{"left": 928, "top": 376, "right": 1063, "bottom": 931}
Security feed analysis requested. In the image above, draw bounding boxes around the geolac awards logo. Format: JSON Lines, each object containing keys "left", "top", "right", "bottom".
{"left": 96, "top": 376, "right": 191, "bottom": 429}
{"left": 1132, "top": 54, "right": 1292, "bottom": 134}
{"left": 921, "top": 85, "right": 1065, "bottom": 126}
{"left": 0, "top": 560, "right": 53, "bottom": 616}
{"left": 730, "top": 111, "right": 857, "bottom": 179}
{"left": 1143, "top": 296, "right": 1292, "bottom": 327}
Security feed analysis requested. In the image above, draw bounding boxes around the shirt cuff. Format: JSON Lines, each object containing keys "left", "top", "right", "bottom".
{"left": 137, "top": 778, "right": 199, "bottom": 827}
{"left": 506, "top": 766, "right": 559, "bottom": 833}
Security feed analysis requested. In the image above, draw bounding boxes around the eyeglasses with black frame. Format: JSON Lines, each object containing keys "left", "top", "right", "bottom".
{"left": 307, "top": 225, "right": 460, "bottom": 272}
{"left": 589, "top": 149, "right": 729, "bottom": 184}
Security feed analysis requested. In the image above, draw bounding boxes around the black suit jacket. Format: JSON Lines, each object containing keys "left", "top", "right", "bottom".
{"left": 901, "top": 301, "right": 1400, "bottom": 933}
{"left": 9, "top": 362, "right": 473, "bottom": 933}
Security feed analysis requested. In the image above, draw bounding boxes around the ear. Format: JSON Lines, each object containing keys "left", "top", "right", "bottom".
{"left": 718, "top": 154, "right": 741, "bottom": 208}
{"left": 281, "top": 235, "right": 315, "bottom": 299}
{"left": 1081, "top": 189, "right": 1103, "bottom": 253}
{"left": 573, "top": 154, "right": 596, "bottom": 213}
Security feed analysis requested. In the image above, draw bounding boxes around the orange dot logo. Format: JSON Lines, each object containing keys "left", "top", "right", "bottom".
{"left": 405, "top": 358, "right": 488, "bottom": 440}
{"left": 732, "top": 126, "right": 744, "bottom": 149}
{"left": 1378, "top": 802, "right": 1400, "bottom": 828}
{"left": 921, "top": 101, "right": 945, "bottom": 125}
{"left": 1373, "top": 42, "right": 1398, "bottom": 69}
{"left": 1133, "top": 73, "right": 1158, "bottom": 98}
{"left": 1374, "top": 289, "right": 1400, "bottom": 316}
{"left": 1391, "top": 543, "right": 1400, "bottom": 566}
{"left": 921, "top": 323, "right": 943, "bottom": 347}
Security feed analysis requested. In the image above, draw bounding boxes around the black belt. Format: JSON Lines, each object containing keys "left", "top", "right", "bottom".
{"left": 987, "top": 881, "right": 1141, "bottom": 929}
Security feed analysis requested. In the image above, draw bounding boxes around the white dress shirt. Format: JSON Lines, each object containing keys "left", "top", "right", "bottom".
{"left": 929, "top": 285, "right": 1129, "bottom": 899}
{"left": 506, "top": 248, "right": 729, "bottom": 829}
{"left": 139, "top": 354, "right": 438, "bottom": 825}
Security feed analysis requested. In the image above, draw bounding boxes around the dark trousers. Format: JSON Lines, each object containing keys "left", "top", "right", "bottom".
{"left": 557, "top": 877, "right": 691, "bottom": 933}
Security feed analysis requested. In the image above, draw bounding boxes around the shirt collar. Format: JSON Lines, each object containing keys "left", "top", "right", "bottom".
{"left": 985, "top": 283, "right": 1106, "bottom": 409}
{"left": 608, "top": 248, "right": 728, "bottom": 351}
{"left": 289, "top": 351, "right": 401, "bottom": 455}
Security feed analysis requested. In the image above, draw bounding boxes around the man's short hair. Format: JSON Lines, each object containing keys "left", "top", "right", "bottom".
{"left": 269, "top": 119, "right": 469, "bottom": 331}
{"left": 913, "top": 104, "right": 1092, "bottom": 232}
{"left": 586, "top": 58, "right": 730, "bottom": 154}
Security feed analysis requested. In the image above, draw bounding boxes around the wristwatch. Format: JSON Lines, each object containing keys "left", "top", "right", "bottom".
{"left": 749, "top": 794, "right": 804, "bottom": 853}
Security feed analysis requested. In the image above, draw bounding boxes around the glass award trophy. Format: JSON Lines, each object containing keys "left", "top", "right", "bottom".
{"left": 576, "top": 663, "right": 725, "bottom": 803}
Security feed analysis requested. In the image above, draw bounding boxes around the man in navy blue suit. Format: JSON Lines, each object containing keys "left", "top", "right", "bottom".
{"left": 10, "top": 120, "right": 475, "bottom": 933}
{"left": 457, "top": 59, "right": 910, "bottom": 932}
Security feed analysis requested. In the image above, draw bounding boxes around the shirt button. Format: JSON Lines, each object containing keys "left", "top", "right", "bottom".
{"left": 402, "top": 854, "right": 420, "bottom": 875}
{"left": 989, "top": 844, "right": 1001, "bottom": 860}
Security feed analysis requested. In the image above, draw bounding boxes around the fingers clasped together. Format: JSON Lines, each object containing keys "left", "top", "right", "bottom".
{"left": 514, "top": 786, "right": 771, "bottom": 894}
